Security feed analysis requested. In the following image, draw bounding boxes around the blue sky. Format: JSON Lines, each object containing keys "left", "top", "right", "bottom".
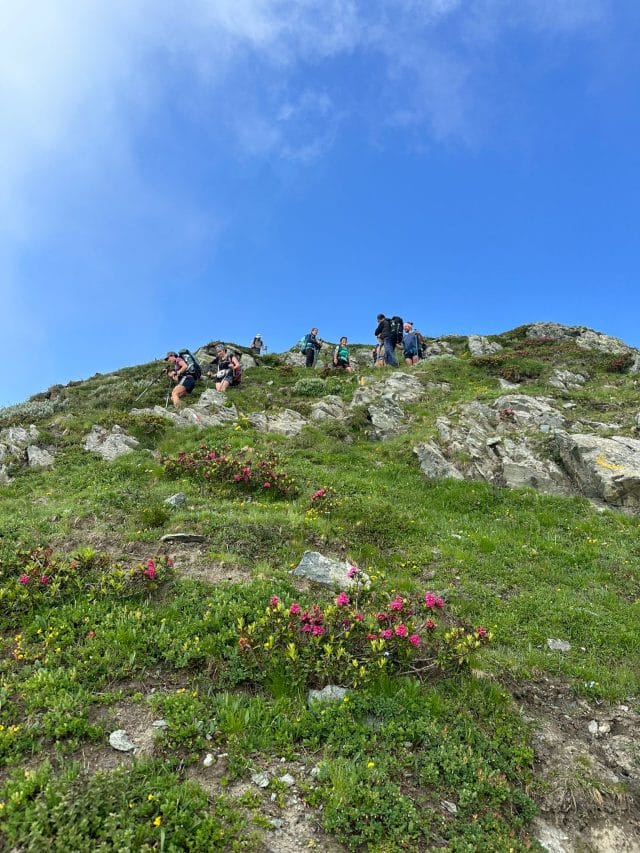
{"left": 2, "top": 0, "right": 640, "bottom": 407}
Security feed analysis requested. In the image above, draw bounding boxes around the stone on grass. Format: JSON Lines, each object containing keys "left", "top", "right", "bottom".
{"left": 249, "top": 408, "right": 307, "bottom": 437}
{"left": 307, "top": 685, "right": 348, "bottom": 704}
{"left": 380, "top": 372, "right": 424, "bottom": 403}
{"left": 547, "top": 638, "right": 571, "bottom": 652}
{"left": 310, "top": 396, "right": 347, "bottom": 421}
{"left": 109, "top": 729, "right": 136, "bottom": 752}
{"left": 368, "top": 398, "right": 405, "bottom": 440}
{"left": 26, "top": 446, "right": 55, "bottom": 468}
{"left": 203, "top": 753, "right": 215, "bottom": 768}
{"left": 84, "top": 425, "right": 140, "bottom": 461}
{"left": 160, "top": 532, "right": 206, "bottom": 543}
{"left": 251, "top": 771, "right": 270, "bottom": 788}
{"left": 413, "top": 442, "right": 463, "bottom": 480}
{"left": 467, "top": 335, "right": 503, "bottom": 357}
{"left": 164, "top": 493, "right": 186, "bottom": 509}
{"left": 279, "top": 773, "right": 295, "bottom": 787}
{"left": 293, "top": 551, "right": 369, "bottom": 590}
{"left": 548, "top": 369, "right": 586, "bottom": 391}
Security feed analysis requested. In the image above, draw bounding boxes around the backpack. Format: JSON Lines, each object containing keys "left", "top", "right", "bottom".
{"left": 389, "top": 316, "right": 404, "bottom": 346}
{"left": 231, "top": 352, "right": 242, "bottom": 386}
{"left": 415, "top": 331, "right": 427, "bottom": 359}
{"left": 178, "top": 349, "right": 202, "bottom": 380}
{"left": 297, "top": 335, "right": 309, "bottom": 351}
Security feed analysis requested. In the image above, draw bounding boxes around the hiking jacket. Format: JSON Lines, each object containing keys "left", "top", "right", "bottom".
{"left": 374, "top": 318, "right": 391, "bottom": 339}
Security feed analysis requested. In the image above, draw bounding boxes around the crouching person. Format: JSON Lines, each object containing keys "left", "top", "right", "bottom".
{"left": 208, "top": 345, "right": 241, "bottom": 392}
{"left": 333, "top": 337, "right": 353, "bottom": 372}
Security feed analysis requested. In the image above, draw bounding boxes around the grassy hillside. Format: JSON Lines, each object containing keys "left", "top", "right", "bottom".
{"left": 0, "top": 330, "right": 638, "bottom": 851}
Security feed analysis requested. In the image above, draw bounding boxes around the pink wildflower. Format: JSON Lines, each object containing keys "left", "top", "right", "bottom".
{"left": 380, "top": 629, "right": 393, "bottom": 640}
{"left": 366, "top": 633, "right": 377, "bottom": 640}
{"left": 301, "top": 623, "right": 313, "bottom": 633}
{"left": 233, "top": 474, "right": 242, "bottom": 481}
{"left": 408, "top": 634, "right": 421, "bottom": 647}
{"left": 336, "top": 592, "right": 350, "bottom": 607}
{"left": 389, "top": 595, "right": 404, "bottom": 612}
{"left": 354, "top": 612, "right": 364, "bottom": 621}
{"left": 395, "top": 624, "right": 408, "bottom": 637}
{"left": 147, "top": 559, "right": 156, "bottom": 572}
{"left": 311, "top": 625, "right": 325, "bottom": 637}
{"left": 424, "top": 592, "right": 444, "bottom": 609}
{"left": 269, "top": 595, "right": 280, "bottom": 607}
{"left": 347, "top": 565, "right": 359, "bottom": 578}
{"left": 263, "top": 482, "right": 271, "bottom": 488}
{"left": 19, "top": 574, "right": 29, "bottom": 585}
{"left": 376, "top": 612, "right": 388, "bottom": 622}
{"left": 39, "top": 576, "right": 50, "bottom": 585}
{"left": 144, "top": 566, "right": 156, "bottom": 580}
{"left": 289, "top": 603, "right": 301, "bottom": 615}
{"left": 476, "top": 626, "right": 488, "bottom": 638}
{"left": 425, "top": 618, "right": 436, "bottom": 631}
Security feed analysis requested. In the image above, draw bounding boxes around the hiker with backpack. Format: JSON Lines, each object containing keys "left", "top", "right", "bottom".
{"left": 300, "top": 327, "right": 322, "bottom": 368}
{"left": 333, "top": 337, "right": 353, "bottom": 372}
{"left": 402, "top": 322, "right": 419, "bottom": 366}
{"left": 250, "top": 334, "right": 265, "bottom": 356}
{"left": 165, "top": 350, "right": 201, "bottom": 408}
{"left": 207, "top": 344, "right": 241, "bottom": 392}
{"left": 374, "top": 314, "right": 401, "bottom": 367}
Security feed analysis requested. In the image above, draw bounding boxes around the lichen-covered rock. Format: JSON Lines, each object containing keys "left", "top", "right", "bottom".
{"left": 413, "top": 442, "right": 463, "bottom": 480}
{"left": 84, "top": 425, "right": 140, "bottom": 461}
{"left": 467, "top": 335, "right": 503, "bottom": 356}
{"left": 551, "top": 432, "right": 640, "bottom": 510}
{"left": 368, "top": 398, "right": 405, "bottom": 440}
{"left": 26, "top": 446, "right": 55, "bottom": 468}
{"left": 380, "top": 372, "right": 424, "bottom": 403}
{"left": 548, "top": 369, "right": 587, "bottom": 391}
{"left": 310, "top": 395, "right": 347, "bottom": 421}
{"left": 249, "top": 409, "right": 307, "bottom": 436}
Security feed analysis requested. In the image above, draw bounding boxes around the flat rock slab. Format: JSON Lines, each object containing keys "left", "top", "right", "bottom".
{"left": 160, "top": 533, "right": 207, "bottom": 543}
{"left": 84, "top": 425, "right": 140, "bottom": 461}
{"left": 109, "top": 729, "right": 136, "bottom": 752}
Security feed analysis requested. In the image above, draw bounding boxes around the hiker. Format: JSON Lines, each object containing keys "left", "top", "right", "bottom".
{"left": 207, "top": 345, "right": 241, "bottom": 392}
{"left": 372, "top": 337, "right": 385, "bottom": 367}
{"left": 302, "top": 328, "right": 322, "bottom": 368}
{"left": 333, "top": 337, "right": 353, "bottom": 372}
{"left": 402, "top": 322, "right": 419, "bottom": 366}
{"left": 165, "top": 351, "right": 199, "bottom": 408}
{"left": 374, "top": 314, "right": 398, "bottom": 367}
{"left": 250, "top": 334, "right": 265, "bottom": 356}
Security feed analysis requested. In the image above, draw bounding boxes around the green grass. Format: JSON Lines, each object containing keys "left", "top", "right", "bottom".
{"left": 1, "top": 331, "right": 639, "bottom": 849}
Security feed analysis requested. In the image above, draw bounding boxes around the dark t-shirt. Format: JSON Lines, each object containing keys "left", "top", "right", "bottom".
{"left": 374, "top": 318, "right": 391, "bottom": 339}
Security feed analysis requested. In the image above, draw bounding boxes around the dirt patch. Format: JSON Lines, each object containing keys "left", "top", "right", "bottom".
{"left": 187, "top": 757, "right": 345, "bottom": 853}
{"left": 512, "top": 679, "right": 639, "bottom": 852}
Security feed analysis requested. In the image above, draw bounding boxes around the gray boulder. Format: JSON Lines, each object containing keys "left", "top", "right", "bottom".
{"left": 551, "top": 432, "right": 640, "bottom": 510}
{"left": 308, "top": 685, "right": 349, "bottom": 704}
{"left": 468, "top": 335, "right": 503, "bottom": 356}
{"left": 0, "top": 465, "right": 11, "bottom": 485}
{"left": 84, "top": 425, "right": 140, "bottom": 461}
{"left": 164, "top": 493, "right": 186, "bottom": 508}
{"left": 26, "top": 446, "right": 55, "bottom": 468}
{"left": 380, "top": 372, "right": 424, "bottom": 403}
{"left": 350, "top": 385, "right": 380, "bottom": 407}
{"left": 423, "top": 340, "right": 454, "bottom": 357}
{"left": 249, "top": 409, "right": 307, "bottom": 437}
{"left": 0, "top": 424, "right": 39, "bottom": 451}
{"left": 132, "top": 390, "right": 238, "bottom": 428}
{"left": 310, "top": 396, "right": 347, "bottom": 421}
{"left": 413, "top": 442, "right": 463, "bottom": 480}
{"left": 293, "top": 551, "right": 369, "bottom": 589}
{"left": 548, "top": 369, "right": 586, "bottom": 391}
{"left": 368, "top": 398, "right": 405, "bottom": 440}
{"left": 282, "top": 350, "right": 307, "bottom": 367}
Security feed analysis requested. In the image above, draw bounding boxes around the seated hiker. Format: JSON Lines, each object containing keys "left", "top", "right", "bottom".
{"left": 165, "top": 351, "right": 198, "bottom": 408}
{"left": 302, "top": 327, "right": 322, "bottom": 368}
{"left": 250, "top": 334, "right": 264, "bottom": 356}
{"left": 207, "top": 344, "right": 241, "bottom": 392}
{"left": 402, "top": 322, "right": 419, "bottom": 366}
{"left": 333, "top": 336, "right": 353, "bottom": 372}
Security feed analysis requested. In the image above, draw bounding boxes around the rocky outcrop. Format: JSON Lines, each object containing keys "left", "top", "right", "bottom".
{"left": 526, "top": 322, "right": 638, "bottom": 358}
{"left": 0, "top": 424, "right": 55, "bottom": 478}
{"left": 310, "top": 396, "right": 347, "bottom": 421}
{"left": 413, "top": 442, "right": 463, "bottom": 480}
{"left": 551, "top": 433, "right": 640, "bottom": 511}
{"left": 548, "top": 369, "right": 587, "bottom": 391}
{"left": 84, "top": 425, "right": 140, "bottom": 461}
{"left": 292, "top": 551, "right": 369, "bottom": 589}
{"left": 468, "top": 335, "right": 503, "bottom": 356}
{"left": 249, "top": 409, "right": 307, "bottom": 437}
{"left": 26, "top": 446, "right": 55, "bottom": 468}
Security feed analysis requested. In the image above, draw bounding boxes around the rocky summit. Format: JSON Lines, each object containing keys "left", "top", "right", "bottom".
{"left": 0, "top": 323, "right": 638, "bottom": 852}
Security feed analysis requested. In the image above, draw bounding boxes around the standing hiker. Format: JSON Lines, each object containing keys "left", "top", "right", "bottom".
{"left": 301, "top": 328, "right": 322, "bottom": 368}
{"left": 165, "top": 350, "right": 201, "bottom": 408}
{"left": 250, "top": 334, "right": 265, "bottom": 356}
{"left": 207, "top": 345, "right": 241, "bottom": 392}
{"left": 374, "top": 314, "right": 399, "bottom": 367}
{"left": 402, "top": 322, "right": 419, "bottom": 366}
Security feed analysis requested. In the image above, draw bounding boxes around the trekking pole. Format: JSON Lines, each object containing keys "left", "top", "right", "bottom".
{"left": 134, "top": 368, "right": 167, "bottom": 403}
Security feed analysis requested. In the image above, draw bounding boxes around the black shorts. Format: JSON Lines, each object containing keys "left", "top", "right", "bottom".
{"left": 180, "top": 375, "right": 196, "bottom": 392}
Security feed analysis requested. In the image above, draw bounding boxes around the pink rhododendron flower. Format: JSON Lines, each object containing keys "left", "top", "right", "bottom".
{"left": 263, "top": 482, "right": 271, "bottom": 488}
{"left": 19, "top": 574, "right": 29, "bottom": 585}
{"left": 380, "top": 629, "right": 393, "bottom": 639}
{"left": 147, "top": 559, "right": 156, "bottom": 572}
{"left": 367, "top": 633, "right": 377, "bottom": 640}
{"left": 347, "top": 565, "right": 359, "bottom": 578}
{"left": 336, "top": 592, "right": 350, "bottom": 606}
{"left": 39, "top": 576, "right": 50, "bottom": 585}
{"left": 269, "top": 595, "right": 280, "bottom": 607}
{"left": 477, "top": 626, "right": 488, "bottom": 638}
{"left": 234, "top": 474, "right": 242, "bottom": 481}
{"left": 424, "top": 593, "right": 444, "bottom": 609}
{"left": 395, "top": 624, "right": 408, "bottom": 637}
{"left": 311, "top": 625, "right": 325, "bottom": 636}
{"left": 354, "top": 612, "right": 364, "bottom": 621}
{"left": 289, "top": 603, "right": 301, "bottom": 615}
{"left": 408, "top": 634, "right": 421, "bottom": 647}
{"left": 389, "top": 595, "right": 404, "bottom": 611}
{"left": 301, "top": 624, "right": 312, "bottom": 633}
{"left": 144, "top": 566, "right": 156, "bottom": 580}
{"left": 425, "top": 618, "right": 436, "bottom": 631}
{"left": 376, "top": 612, "right": 388, "bottom": 622}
